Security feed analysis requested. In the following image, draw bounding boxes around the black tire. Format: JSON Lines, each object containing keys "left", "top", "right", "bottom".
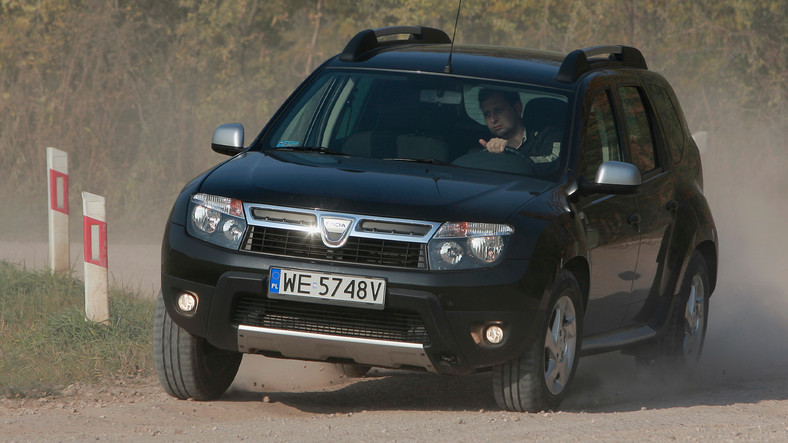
{"left": 153, "top": 292, "right": 242, "bottom": 400}
{"left": 661, "top": 251, "right": 710, "bottom": 365}
{"left": 335, "top": 363, "right": 371, "bottom": 378}
{"left": 493, "top": 270, "right": 584, "bottom": 412}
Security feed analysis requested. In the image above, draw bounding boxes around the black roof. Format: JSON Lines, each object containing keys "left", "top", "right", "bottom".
{"left": 329, "top": 44, "right": 571, "bottom": 89}
{"left": 328, "top": 27, "right": 648, "bottom": 88}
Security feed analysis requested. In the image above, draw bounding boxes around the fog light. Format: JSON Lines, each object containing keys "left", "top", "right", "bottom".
{"left": 485, "top": 325, "right": 504, "bottom": 344}
{"left": 177, "top": 292, "right": 198, "bottom": 314}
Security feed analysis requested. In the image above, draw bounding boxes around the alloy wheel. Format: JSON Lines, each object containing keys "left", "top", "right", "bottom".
{"left": 683, "top": 274, "right": 706, "bottom": 358}
{"left": 544, "top": 294, "right": 577, "bottom": 395}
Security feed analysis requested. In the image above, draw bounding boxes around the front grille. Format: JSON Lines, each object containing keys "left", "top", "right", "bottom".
{"left": 242, "top": 226, "right": 426, "bottom": 269}
{"left": 232, "top": 296, "right": 430, "bottom": 345}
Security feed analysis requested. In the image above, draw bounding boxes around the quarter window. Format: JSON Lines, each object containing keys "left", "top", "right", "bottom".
{"left": 582, "top": 91, "right": 621, "bottom": 180}
{"left": 618, "top": 87, "right": 657, "bottom": 173}
{"left": 649, "top": 84, "right": 685, "bottom": 163}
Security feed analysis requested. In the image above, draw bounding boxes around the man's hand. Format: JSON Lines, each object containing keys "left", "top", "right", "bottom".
{"left": 479, "top": 137, "right": 508, "bottom": 153}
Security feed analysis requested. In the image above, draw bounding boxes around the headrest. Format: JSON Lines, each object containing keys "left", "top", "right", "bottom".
{"left": 524, "top": 98, "right": 567, "bottom": 134}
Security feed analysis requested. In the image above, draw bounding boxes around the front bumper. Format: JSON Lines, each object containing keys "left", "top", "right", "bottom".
{"left": 162, "top": 221, "right": 556, "bottom": 375}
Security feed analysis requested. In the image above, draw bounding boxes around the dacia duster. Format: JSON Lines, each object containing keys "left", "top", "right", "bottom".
{"left": 154, "top": 26, "right": 718, "bottom": 412}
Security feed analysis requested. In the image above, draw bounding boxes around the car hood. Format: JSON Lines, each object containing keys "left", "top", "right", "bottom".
{"left": 198, "top": 151, "right": 552, "bottom": 223}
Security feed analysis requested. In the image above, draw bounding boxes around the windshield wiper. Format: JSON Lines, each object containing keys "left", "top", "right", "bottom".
{"left": 269, "top": 146, "right": 346, "bottom": 156}
{"left": 383, "top": 157, "right": 454, "bottom": 167}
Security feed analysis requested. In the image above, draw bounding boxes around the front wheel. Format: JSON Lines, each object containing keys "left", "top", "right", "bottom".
{"left": 153, "top": 292, "right": 242, "bottom": 400}
{"left": 493, "top": 270, "right": 584, "bottom": 412}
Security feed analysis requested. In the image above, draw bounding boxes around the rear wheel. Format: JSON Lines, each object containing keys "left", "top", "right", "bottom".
{"left": 665, "top": 251, "right": 710, "bottom": 364}
{"left": 153, "top": 292, "right": 242, "bottom": 400}
{"left": 636, "top": 251, "right": 710, "bottom": 369}
{"left": 493, "top": 270, "right": 583, "bottom": 412}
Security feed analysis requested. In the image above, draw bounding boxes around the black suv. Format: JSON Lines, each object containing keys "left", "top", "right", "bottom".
{"left": 154, "top": 26, "right": 718, "bottom": 412}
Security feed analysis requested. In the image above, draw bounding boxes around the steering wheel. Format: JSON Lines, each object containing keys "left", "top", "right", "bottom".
{"left": 503, "top": 146, "right": 528, "bottom": 158}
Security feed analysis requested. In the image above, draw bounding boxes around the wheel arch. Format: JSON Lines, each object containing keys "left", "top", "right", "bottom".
{"left": 695, "top": 240, "right": 717, "bottom": 295}
{"left": 562, "top": 255, "right": 590, "bottom": 311}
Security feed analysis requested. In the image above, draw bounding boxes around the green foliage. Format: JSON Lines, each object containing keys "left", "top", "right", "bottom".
{"left": 0, "top": 0, "right": 785, "bottom": 239}
{"left": 0, "top": 261, "right": 155, "bottom": 397}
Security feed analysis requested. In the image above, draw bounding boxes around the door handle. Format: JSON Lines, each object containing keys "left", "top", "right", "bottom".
{"left": 627, "top": 214, "right": 641, "bottom": 225}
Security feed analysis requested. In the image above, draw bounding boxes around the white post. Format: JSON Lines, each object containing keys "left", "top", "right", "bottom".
{"left": 47, "top": 147, "right": 69, "bottom": 273}
{"left": 82, "top": 192, "right": 109, "bottom": 324}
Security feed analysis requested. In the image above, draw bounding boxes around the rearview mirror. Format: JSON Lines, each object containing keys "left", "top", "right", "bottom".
{"left": 579, "top": 161, "right": 642, "bottom": 195}
{"left": 419, "top": 89, "right": 462, "bottom": 105}
{"left": 211, "top": 123, "right": 245, "bottom": 156}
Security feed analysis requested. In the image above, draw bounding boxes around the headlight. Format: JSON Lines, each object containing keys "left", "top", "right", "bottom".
{"left": 428, "top": 222, "right": 513, "bottom": 270}
{"left": 187, "top": 193, "right": 247, "bottom": 250}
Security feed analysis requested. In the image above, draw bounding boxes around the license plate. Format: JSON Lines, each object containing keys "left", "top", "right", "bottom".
{"left": 268, "top": 268, "right": 386, "bottom": 309}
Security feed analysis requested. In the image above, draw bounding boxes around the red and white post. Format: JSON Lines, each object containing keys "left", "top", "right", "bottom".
{"left": 82, "top": 192, "right": 109, "bottom": 324}
{"left": 46, "top": 147, "right": 69, "bottom": 273}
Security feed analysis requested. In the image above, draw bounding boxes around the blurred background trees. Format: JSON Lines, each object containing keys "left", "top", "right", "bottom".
{"left": 0, "top": 0, "right": 785, "bottom": 239}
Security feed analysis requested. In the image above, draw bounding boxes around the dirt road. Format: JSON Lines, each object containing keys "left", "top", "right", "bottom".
{"left": 1, "top": 354, "right": 786, "bottom": 441}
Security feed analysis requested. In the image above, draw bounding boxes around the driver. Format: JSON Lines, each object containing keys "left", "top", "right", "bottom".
{"left": 477, "top": 88, "right": 563, "bottom": 174}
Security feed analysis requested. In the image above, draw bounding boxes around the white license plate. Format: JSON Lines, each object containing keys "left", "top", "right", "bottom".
{"left": 268, "top": 268, "right": 386, "bottom": 309}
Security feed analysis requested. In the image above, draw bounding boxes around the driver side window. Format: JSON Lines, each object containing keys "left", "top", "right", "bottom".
{"left": 582, "top": 91, "right": 621, "bottom": 180}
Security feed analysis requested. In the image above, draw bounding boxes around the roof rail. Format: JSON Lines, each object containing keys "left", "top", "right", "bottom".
{"left": 340, "top": 26, "right": 451, "bottom": 62}
{"left": 556, "top": 45, "right": 647, "bottom": 83}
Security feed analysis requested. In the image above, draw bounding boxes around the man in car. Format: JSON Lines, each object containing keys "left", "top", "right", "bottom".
{"left": 477, "top": 88, "right": 563, "bottom": 175}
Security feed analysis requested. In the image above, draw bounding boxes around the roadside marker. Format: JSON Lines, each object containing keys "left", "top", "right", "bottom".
{"left": 82, "top": 192, "right": 109, "bottom": 324}
{"left": 46, "top": 147, "right": 69, "bottom": 273}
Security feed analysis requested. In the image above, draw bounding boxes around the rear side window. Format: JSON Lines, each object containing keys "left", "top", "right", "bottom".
{"left": 582, "top": 91, "right": 622, "bottom": 180}
{"left": 649, "top": 84, "right": 685, "bottom": 164}
{"left": 618, "top": 86, "right": 657, "bottom": 173}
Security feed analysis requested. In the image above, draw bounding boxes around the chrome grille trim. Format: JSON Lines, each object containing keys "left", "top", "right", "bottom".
{"left": 241, "top": 204, "right": 439, "bottom": 268}
{"left": 243, "top": 203, "right": 442, "bottom": 243}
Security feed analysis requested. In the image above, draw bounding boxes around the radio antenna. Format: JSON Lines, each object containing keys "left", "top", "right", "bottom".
{"left": 444, "top": 0, "right": 462, "bottom": 73}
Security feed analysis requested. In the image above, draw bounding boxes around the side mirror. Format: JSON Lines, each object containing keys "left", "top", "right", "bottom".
{"left": 211, "top": 124, "right": 245, "bottom": 156}
{"left": 579, "top": 161, "right": 642, "bottom": 195}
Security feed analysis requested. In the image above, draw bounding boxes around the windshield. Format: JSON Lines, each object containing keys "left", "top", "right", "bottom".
{"left": 258, "top": 69, "right": 571, "bottom": 180}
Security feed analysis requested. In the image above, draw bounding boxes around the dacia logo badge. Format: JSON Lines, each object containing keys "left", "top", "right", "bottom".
{"left": 319, "top": 216, "right": 353, "bottom": 248}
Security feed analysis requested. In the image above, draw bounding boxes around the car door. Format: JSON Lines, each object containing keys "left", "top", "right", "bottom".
{"left": 615, "top": 85, "right": 677, "bottom": 327}
{"left": 575, "top": 89, "right": 641, "bottom": 336}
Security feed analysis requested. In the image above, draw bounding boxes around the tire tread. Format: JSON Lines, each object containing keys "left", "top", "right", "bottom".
{"left": 153, "top": 292, "right": 241, "bottom": 400}
{"left": 492, "top": 269, "right": 583, "bottom": 412}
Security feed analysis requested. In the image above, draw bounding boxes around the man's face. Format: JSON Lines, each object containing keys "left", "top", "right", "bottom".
{"left": 480, "top": 93, "right": 523, "bottom": 139}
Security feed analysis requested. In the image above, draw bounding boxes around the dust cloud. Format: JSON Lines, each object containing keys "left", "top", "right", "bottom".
{"left": 699, "top": 126, "right": 788, "bottom": 379}
{"left": 230, "top": 355, "right": 349, "bottom": 395}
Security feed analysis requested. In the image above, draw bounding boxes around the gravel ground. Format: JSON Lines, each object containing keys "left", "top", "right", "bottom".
{"left": 1, "top": 359, "right": 786, "bottom": 442}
